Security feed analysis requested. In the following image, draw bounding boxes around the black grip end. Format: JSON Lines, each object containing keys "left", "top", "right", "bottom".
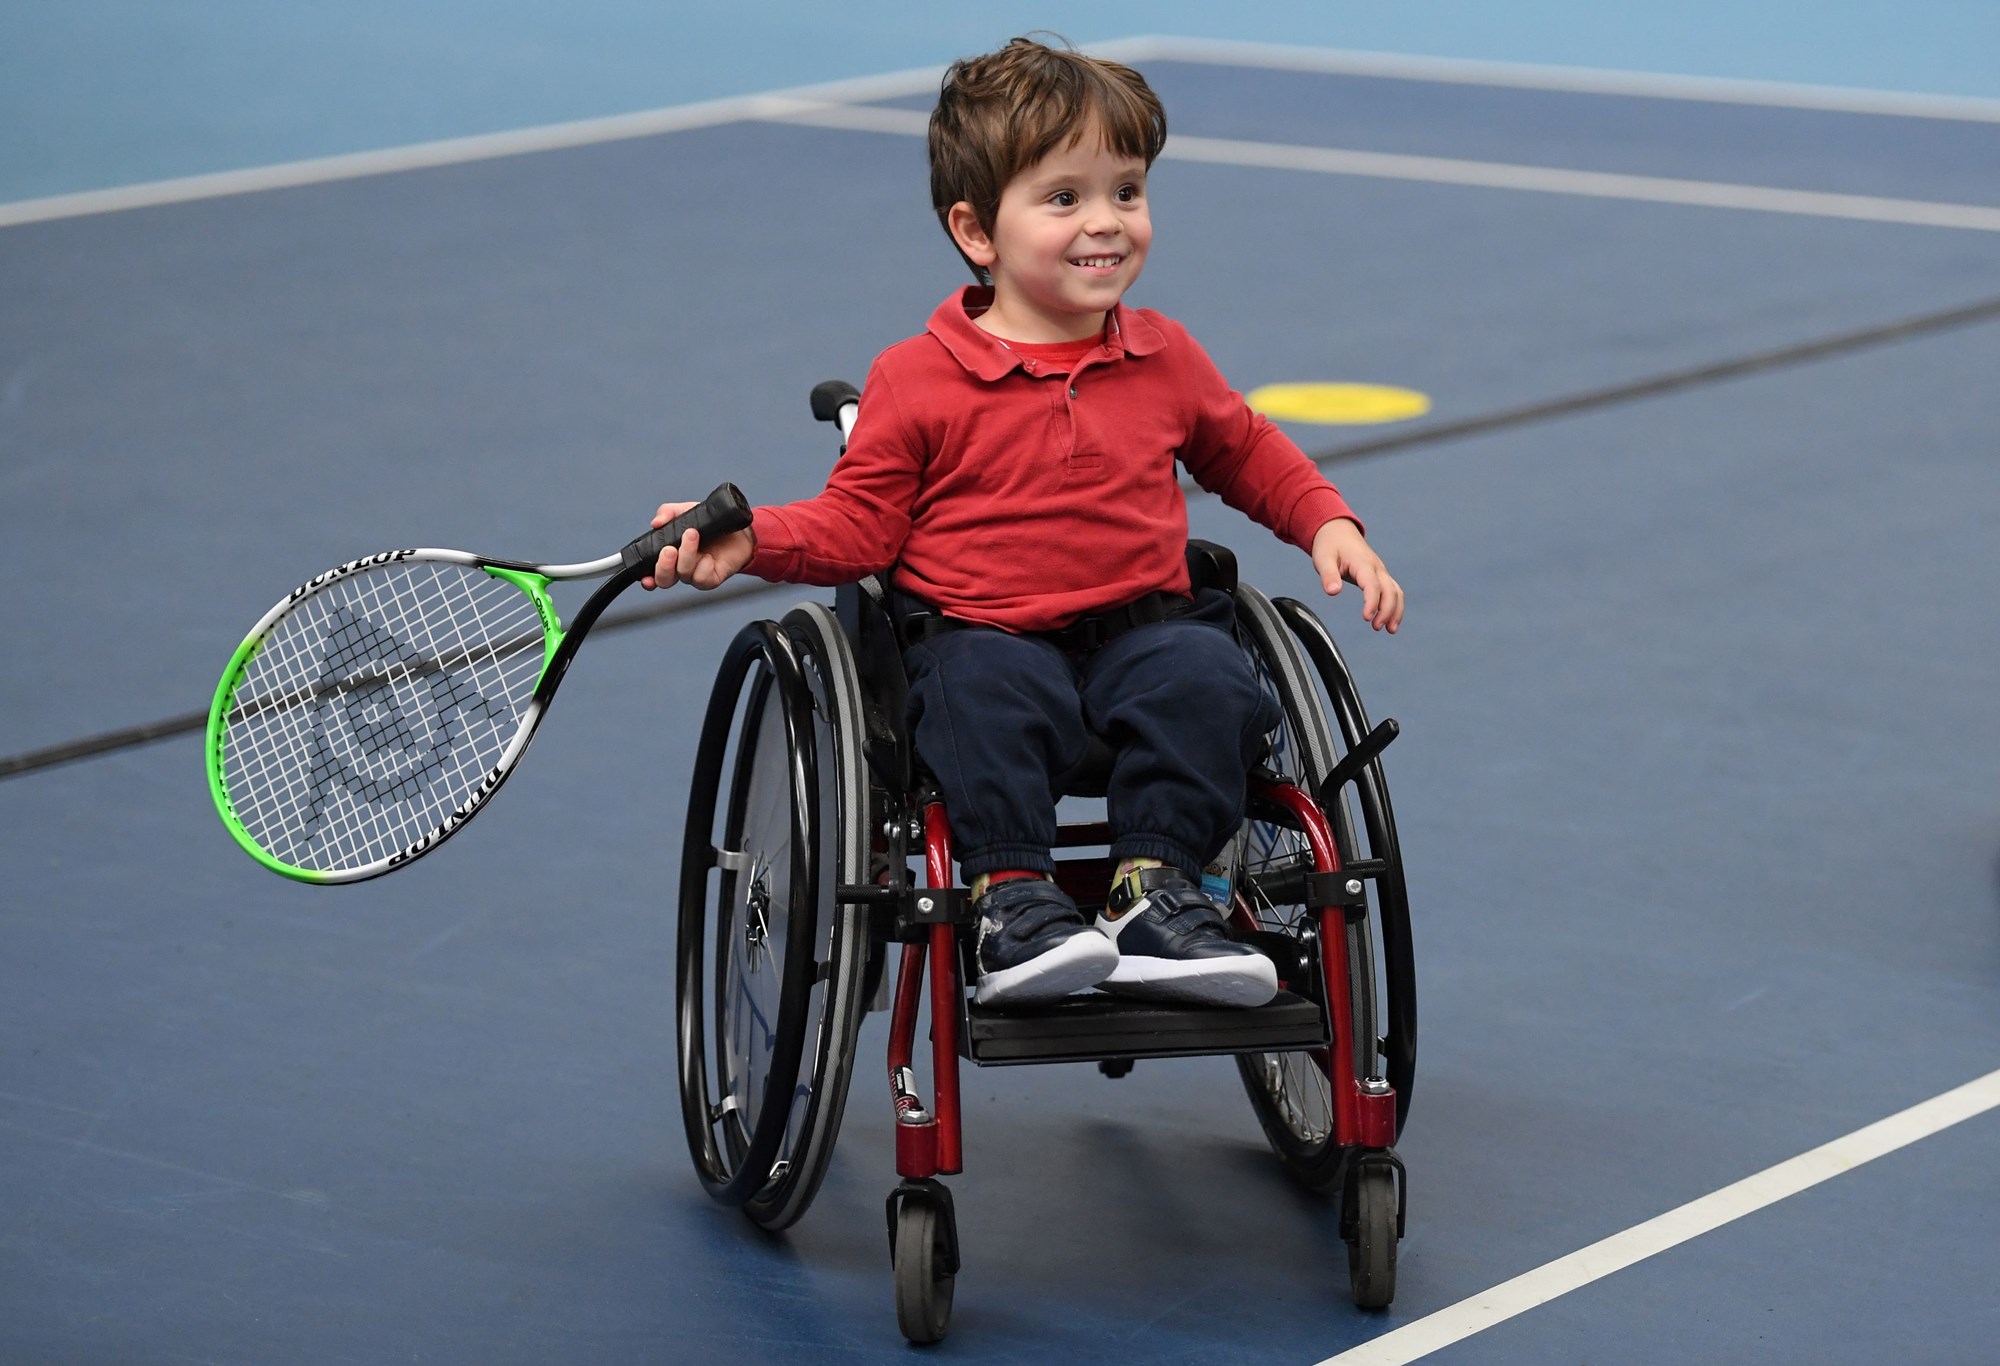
{"left": 621, "top": 483, "right": 752, "bottom": 575}
{"left": 810, "top": 380, "right": 860, "bottom": 423}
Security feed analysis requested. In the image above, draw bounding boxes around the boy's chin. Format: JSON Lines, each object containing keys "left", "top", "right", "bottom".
{"left": 1050, "top": 287, "right": 1130, "bottom": 317}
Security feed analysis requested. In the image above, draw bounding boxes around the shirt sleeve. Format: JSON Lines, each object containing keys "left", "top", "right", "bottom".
{"left": 744, "top": 357, "right": 924, "bottom": 585}
{"left": 1166, "top": 323, "right": 1361, "bottom": 551}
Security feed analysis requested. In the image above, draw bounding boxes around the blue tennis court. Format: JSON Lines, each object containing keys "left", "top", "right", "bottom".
{"left": 4, "top": 18, "right": 1999, "bottom": 1364}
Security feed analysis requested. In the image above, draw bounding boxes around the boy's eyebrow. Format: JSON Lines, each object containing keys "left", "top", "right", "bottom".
{"left": 1022, "top": 159, "right": 1149, "bottom": 190}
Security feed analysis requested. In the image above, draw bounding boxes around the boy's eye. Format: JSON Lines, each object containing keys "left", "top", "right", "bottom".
{"left": 1051, "top": 190, "right": 1077, "bottom": 207}
{"left": 1116, "top": 184, "right": 1140, "bottom": 202}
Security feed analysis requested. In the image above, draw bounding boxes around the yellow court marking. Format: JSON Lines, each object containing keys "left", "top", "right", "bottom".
{"left": 1248, "top": 382, "right": 1431, "bottom": 425}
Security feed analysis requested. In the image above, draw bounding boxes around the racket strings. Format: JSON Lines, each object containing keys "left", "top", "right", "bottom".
{"left": 221, "top": 561, "right": 549, "bottom": 872}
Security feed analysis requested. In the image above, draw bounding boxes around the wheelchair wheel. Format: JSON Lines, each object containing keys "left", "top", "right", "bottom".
{"left": 1275, "top": 597, "right": 1416, "bottom": 1132}
{"left": 890, "top": 1180, "right": 957, "bottom": 1344}
{"left": 676, "top": 604, "right": 871, "bottom": 1230}
{"left": 1230, "top": 584, "right": 1381, "bottom": 1192}
{"left": 1344, "top": 1161, "right": 1399, "bottom": 1309}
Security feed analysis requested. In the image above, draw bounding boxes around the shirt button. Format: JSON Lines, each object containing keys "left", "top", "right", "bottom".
{"left": 1068, "top": 385, "right": 1078, "bottom": 399}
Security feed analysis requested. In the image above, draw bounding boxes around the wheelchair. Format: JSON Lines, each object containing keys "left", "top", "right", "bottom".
{"left": 673, "top": 383, "right": 1416, "bottom": 1344}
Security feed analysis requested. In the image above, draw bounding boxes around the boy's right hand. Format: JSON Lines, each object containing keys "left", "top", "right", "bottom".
{"left": 1311, "top": 517, "right": 1404, "bottom": 633}
{"left": 640, "top": 500, "right": 757, "bottom": 591}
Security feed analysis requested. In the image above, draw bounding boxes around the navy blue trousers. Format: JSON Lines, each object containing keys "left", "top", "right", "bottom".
{"left": 902, "top": 589, "right": 1280, "bottom": 879}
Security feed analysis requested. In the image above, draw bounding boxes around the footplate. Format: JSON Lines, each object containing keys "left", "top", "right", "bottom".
{"left": 961, "top": 989, "right": 1328, "bottom": 1065}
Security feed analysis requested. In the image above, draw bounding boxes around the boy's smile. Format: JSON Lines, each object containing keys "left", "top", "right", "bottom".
{"left": 949, "top": 123, "right": 1152, "bottom": 344}
{"left": 1068, "top": 253, "right": 1127, "bottom": 274}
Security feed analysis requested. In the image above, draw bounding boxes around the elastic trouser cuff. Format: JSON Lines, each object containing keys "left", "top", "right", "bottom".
{"left": 958, "top": 843, "right": 1058, "bottom": 880}
{"left": 1108, "top": 835, "right": 1203, "bottom": 879}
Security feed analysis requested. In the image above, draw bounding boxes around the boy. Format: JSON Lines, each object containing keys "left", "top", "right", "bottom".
{"left": 645, "top": 36, "right": 1403, "bottom": 1009}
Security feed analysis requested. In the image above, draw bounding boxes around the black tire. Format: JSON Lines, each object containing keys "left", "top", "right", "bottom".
{"left": 753, "top": 603, "right": 872, "bottom": 1229}
{"left": 893, "top": 1194, "right": 956, "bottom": 1344}
{"left": 1231, "top": 584, "right": 1378, "bottom": 1192}
{"left": 1274, "top": 597, "right": 1416, "bottom": 1134}
{"left": 1345, "top": 1163, "right": 1398, "bottom": 1310}
{"left": 676, "top": 610, "right": 870, "bottom": 1228}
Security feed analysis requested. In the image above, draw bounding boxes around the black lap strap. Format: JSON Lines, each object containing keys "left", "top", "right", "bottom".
{"left": 1039, "top": 590, "right": 1192, "bottom": 653}
{"left": 895, "top": 588, "right": 1195, "bottom": 654}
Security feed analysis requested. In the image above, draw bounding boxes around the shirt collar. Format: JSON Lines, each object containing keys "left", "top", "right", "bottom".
{"left": 926, "top": 286, "right": 1165, "bottom": 380}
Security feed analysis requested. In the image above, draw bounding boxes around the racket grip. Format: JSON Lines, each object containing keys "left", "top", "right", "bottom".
{"left": 621, "top": 483, "right": 753, "bottom": 574}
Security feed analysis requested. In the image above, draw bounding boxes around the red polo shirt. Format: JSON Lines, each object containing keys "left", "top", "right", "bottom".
{"left": 745, "top": 287, "right": 1358, "bottom": 633}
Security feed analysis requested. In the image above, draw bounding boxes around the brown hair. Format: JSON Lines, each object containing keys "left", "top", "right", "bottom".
{"left": 928, "top": 36, "right": 1167, "bottom": 279}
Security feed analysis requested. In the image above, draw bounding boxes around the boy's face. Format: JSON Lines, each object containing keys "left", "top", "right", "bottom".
{"left": 950, "top": 122, "right": 1152, "bottom": 343}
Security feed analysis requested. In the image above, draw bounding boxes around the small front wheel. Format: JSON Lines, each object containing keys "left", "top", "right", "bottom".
{"left": 1345, "top": 1162, "right": 1399, "bottom": 1309}
{"left": 892, "top": 1186, "right": 958, "bottom": 1344}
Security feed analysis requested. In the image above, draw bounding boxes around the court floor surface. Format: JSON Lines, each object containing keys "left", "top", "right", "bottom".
{"left": 3, "top": 40, "right": 1999, "bottom": 1365}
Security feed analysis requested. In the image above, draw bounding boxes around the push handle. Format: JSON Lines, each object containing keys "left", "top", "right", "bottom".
{"left": 1315, "top": 717, "right": 1399, "bottom": 808}
{"left": 619, "top": 483, "right": 752, "bottom": 574}
{"left": 810, "top": 380, "right": 860, "bottom": 423}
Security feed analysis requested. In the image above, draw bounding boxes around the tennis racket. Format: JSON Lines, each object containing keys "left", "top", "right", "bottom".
{"left": 206, "top": 483, "right": 751, "bottom": 883}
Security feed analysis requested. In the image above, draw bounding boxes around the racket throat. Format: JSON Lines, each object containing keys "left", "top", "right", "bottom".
{"left": 483, "top": 565, "right": 566, "bottom": 685}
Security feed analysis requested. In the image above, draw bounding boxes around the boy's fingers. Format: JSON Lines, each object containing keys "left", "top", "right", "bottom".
{"left": 680, "top": 528, "right": 719, "bottom": 590}
{"left": 1379, "top": 577, "right": 1405, "bottom": 633}
{"left": 651, "top": 544, "right": 679, "bottom": 588}
{"left": 1346, "top": 558, "right": 1381, "bottom": 622}
{"left": 1323, "top": 546, "right": 1405, "bottom": 634}
{"left": 651, "top": 499, "right": 697, "bottom": 529}
{"left": 682, "top": 532, "right": 754, "bottom": 592}
{"left": 1367, "top": 565, "right": 1402, "bottom": 632}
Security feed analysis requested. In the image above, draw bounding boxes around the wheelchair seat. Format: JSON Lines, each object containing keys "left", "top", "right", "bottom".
{"left": 838, "top": 541, "right": 1244, "bottom": 801}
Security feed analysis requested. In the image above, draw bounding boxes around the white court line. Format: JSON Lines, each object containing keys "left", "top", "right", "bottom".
{"left": 7, "top": 37, "right": 1997, "bottom": 230}
{"left": 0, "top": 66, "right": 944, "bottom": 230}
{"left": 763, "top": 101, "right": 2000, "bottom": 233}
{"left": 1108, "top": 35, "right": 2000, "bottom": 124}
{"left": 1161, "top": 134, "right": 2000, "bottom": 232}
{"left": 1316, "top": 1066, "right": 2000, "bottom": 1366}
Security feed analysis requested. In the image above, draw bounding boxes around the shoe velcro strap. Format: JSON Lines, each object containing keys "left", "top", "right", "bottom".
{"left": 1141, "top": 885, "right": 1228, "bottom": 931}
{"left": 1112, "top": 870, "right": 1226, "bottom": 931}
{"left": 1109, "top": 864, "right": 1189, "bottom": 916}
{"left": 977, "top": 879, "right": 1083, "bottom": 936}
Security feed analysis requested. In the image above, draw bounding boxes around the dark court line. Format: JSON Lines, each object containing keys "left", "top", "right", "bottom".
{"left": 0, "top": 579, "right": 775, "bottom": 782}
{"left": 1306, "top": 290, "right": 2000, "bottom": 467}
{"left": 5, "top": 289, "right": 1998, "bottom": 784}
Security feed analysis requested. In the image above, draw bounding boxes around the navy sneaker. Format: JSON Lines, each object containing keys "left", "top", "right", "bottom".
{"left": 972, "top": 878, "right": 1118, "bottom": 1008}
{"left": 1095, "top": 868, "right": 1278, "bottom": 1007}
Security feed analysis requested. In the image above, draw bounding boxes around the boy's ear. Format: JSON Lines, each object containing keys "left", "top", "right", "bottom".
{"left": 946, "top": 201, "right": 998, "bottom": 270}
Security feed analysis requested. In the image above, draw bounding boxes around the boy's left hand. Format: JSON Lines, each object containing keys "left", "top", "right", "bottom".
{"left": 1311, "top": 518, "right": 1404, "bottom": 634}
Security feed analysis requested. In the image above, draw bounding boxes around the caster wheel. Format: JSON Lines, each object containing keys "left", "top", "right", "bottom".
{"left": 890, "top": 1184, "right": 957, "bottom": 1344}
{"left": 1345, "top": 1162, "right": 1398, "bottom": 1309}
{"left": 1098, "top": 1058, "right": 1134, "bottom": 1079}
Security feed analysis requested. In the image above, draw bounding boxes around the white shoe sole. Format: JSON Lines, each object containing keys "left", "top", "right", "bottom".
{"left": 1101, "top": 954, "right": 1279, "bottom": 1008}
{"left": 975, "top": 931, "right": 1118, "bottom": 1007}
